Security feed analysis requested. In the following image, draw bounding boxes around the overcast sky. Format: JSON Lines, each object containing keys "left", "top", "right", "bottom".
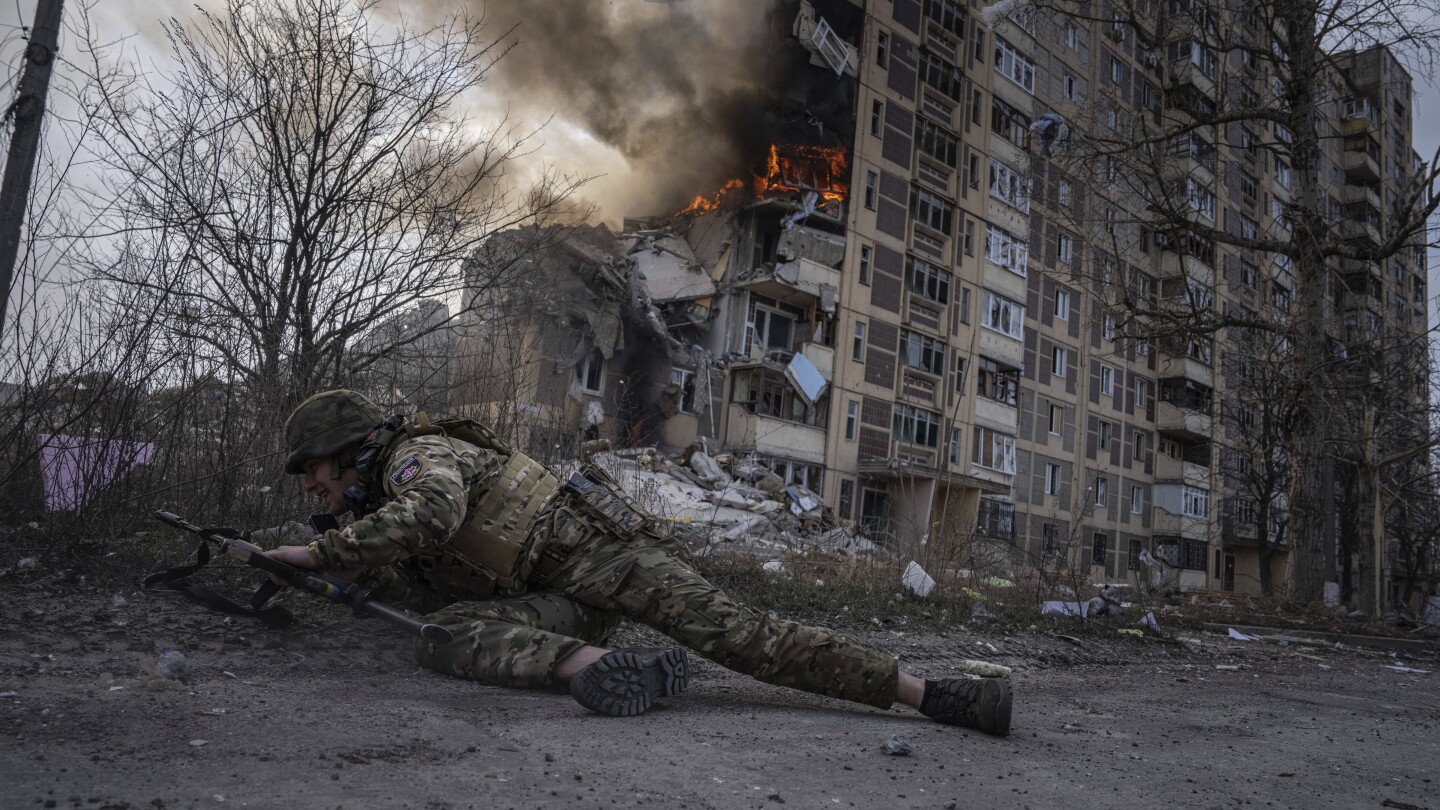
{"left": 0, "top": 1, "right": 1437, "bottom": 327}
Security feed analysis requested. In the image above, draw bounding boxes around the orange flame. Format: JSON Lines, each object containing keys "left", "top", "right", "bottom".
{"left": 672, "top": 143, "right": 849, "bottom": 219}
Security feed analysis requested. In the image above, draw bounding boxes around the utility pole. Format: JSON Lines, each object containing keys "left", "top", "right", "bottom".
{"left": 0, "top": 0, "right": 65, "bottom": 342}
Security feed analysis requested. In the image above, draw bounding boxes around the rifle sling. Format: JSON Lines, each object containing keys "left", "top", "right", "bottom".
{"left": 143, "top": 536, "right": 294, "bottom": 629}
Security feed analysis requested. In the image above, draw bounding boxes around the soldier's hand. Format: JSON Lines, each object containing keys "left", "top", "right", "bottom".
{"left": 262, "top": 544, "right": 319, "bottom": 586}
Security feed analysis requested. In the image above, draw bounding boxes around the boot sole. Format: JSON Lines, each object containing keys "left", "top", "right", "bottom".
{"left": 570, "top": 648, "right": 689, "bottom": 717}
{"left": 984, "top": 679, "right": 1013, "bottom": 737}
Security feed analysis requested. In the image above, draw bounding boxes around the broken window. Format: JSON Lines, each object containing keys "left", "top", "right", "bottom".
{"left": 1131, "top": 486, "right": 1145, "bottom": 515}
{"left": 900, "top": 329, "right": 946, "bottom": 375}
{"left": 893, "top": 403, "right": 942, "bottom": 448}
{"left": 914, "top": 118, "right": 959, "bottom": 168}
{"left": 669, "top": 368, "right": 697, "bottom": 413}
{"left": 994, "top": 37, "right": 1035, "bottom": 93}
{"left": 977, "top": 498, "right": 1015, "bottom": 540}
{"left": 1091, "top": 532, "right": 1108, "bottom": 566}
{"left": 988, "top": 158, "right": 1030, "bottom": 212}
{"left": 972, "top": 426, "right": 1017, "bottom": 473}
{"left": 839, "top": 479, "right": 855, "bottom": 519}
{"left": 859, "top": 243, "right": 873, "bottom": 285}
{"left": 910, "top": 187, "right": 954, "bottom": 235}
{"left": 976, "top": 357, "right": 1019, "bottom": 406}
{"left": 747, "top": 294, "right": 800, "bottom": 355}
{"left": 925, "top": 0, "right": 967, "bottom": 38}
{"left": 730, "top": 367, "right": 828, "bottom": 428}
{"left": 906, "top": 256, "right": 952, "bottom": 304}
{"left": 1045, "top": 462, "right": 1061, "bottom": 494}
{"left": 919, "top": 51, "right": 964, "bottom": 101}
{"left": 990, "top": 96, "right": 1030, "bottom": 150}
{"left": 1095, "top": 476, "right": 1108, "bottom": 506}
{"left": 575, "top": 348, "right": 604, "bottom": 394}
{"left": 870, "top": 100, "right": 884, "bottom": 137}
{"left": 981, "top": 290, "right": 1024, "bottom": 340}
{"left": 864, "top": 171, "right": 878, "bottom": 210}
{"left": 876, "top": 31, "right": 889, "bottom": 68}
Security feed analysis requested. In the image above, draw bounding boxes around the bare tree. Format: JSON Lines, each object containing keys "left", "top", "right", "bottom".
{"left": 74, "top": 0, "right": 585, "bottom": 406}
{"left": 1016, "top": 0, "right": 1440, "bottom": 603}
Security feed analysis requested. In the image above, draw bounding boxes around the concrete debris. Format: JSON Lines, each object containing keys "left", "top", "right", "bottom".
{"left": 1228, "top": 628, "right": 1260, "bottom": 642}
{"left": 762, "top": 560, "right": 785, "bottom": 574}
{"left": 688, "top": 451, "right": 731, "bottom": 489}
{"left": 880, "top": 736, "right": 913, "bottom": 756}
{"left": 962, "top": 659, "right": 1012, "bottom": 678}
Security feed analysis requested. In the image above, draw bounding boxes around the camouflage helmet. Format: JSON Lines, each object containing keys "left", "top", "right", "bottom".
{"left": 283, "top": 390, "right": 384, "bottom": 474}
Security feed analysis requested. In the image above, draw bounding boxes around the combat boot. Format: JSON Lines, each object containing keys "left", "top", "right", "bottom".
{"left": 570, "top": 647, "right": 689, "bottom": 717}
{"left": 920, "top": 677, "right": 1012, "bottom": 736}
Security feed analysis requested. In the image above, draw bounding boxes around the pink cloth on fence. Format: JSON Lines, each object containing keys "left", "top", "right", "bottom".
{"left": 37, "top": 434, "right": 155, "bottom": 511}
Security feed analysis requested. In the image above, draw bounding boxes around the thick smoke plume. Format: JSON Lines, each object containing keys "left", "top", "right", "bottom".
{"left": 472, "top": 0, "right": 792, "bottom": 219}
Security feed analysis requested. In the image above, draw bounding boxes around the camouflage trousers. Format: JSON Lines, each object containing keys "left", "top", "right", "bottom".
{"left": 414, "top": 527, "right": 900, "bottom": 709}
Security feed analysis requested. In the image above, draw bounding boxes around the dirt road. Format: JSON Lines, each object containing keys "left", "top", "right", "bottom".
{"left": 1, "top": 582, "right": 1436, "bottom": 810}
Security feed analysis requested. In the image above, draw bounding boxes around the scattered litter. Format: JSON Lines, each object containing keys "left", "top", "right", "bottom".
{"left": 189, "top": 739, "right": 208, "bottom": 747}
{"left": 222, "top": 671, "right": 237, "bottom": 679}
{"left": 902, "top": 561, "right": 935, "bottom": 598}
{"left": 970, "top": 603, "right": 997, "bottom": 621}
{"left": 1055, "top": 635, "right": 1083, "bottom": 647}
{"left": 107, "top": 685, "right": 124, "bottom": 692}
{"left": 1384, "top": 665, "right": 1432, "bottom": 674}
{"left": 761, "top": 560, "right": 785, "bottom": 574}
{"left": 213, "top": 795, "right": 224, "bottom": 803}
{"left": 156, "top": 648, "right": 189, "bottom": 682}
{"left": 881, "top": 736, "right": 912, "bottom": 756}
{"left": 1042, "top": 601, "right": 1089, "bottom": 618}
{"left": 1215, "top": 665, "right": 1241, "bottom": 672}
{"left": 0, "top": 691, "right": 17, "bottom": 698}
{"left": 1137, "top": 612, "right": 1160, "bottom": 633}
{"left": 195, "top": 708, "right": 227, "bottom": 716}
{"left": 111, "top": 594, "right": 128, "bottom": 608}
{"left": 1227, "top": 628, "right": 1260, "bottom": 642}
{"left": 17, "top": 557, "right": 36, "bottom": 570}
{"left": 1117, "top": 629, "right": 1145, "bottom": 639}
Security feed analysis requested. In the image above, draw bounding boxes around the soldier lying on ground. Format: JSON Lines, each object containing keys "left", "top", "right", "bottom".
{"left": 263, "top": 390, "right": 1013, "bottom": 735}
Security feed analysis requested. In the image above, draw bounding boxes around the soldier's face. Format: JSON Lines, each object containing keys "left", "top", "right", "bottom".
{"left": 300, "top": 456, "right": 361, "bottom": 516}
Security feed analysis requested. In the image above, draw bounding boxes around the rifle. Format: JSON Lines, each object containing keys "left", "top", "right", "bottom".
{"left": 146, "top": 511, "right": 453, "bottom": 645}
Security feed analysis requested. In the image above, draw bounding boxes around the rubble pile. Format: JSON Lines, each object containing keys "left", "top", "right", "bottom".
{"left": 584, "top": 446, "right": 877, "bottom": 560}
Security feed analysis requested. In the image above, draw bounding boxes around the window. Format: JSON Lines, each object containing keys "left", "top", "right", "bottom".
{"left": 1166, "top": 39, "right": 1216, "bottom": 80}
{"left": 864, "top": 171, "right": 878, "bottom": 210}
{"left": 991, "top": 96, "right": 1030, "bottom": 149}
{"left": 981, "top": 291, "right": 1025, "bottom": 340}
{"left": 926, "top": 0, "right": 967, "bottom": 37}
{"left": 670, "top": 368, "right": 697, "bottom": 413}
{"left": 839, "top": 480, "right": 854, "bottom": 518}
{"left": 1111, "top": 57, "right": 1125, "bottom": 85}
{"left": 1102, "top": 314, "right": 1117, "bottom": 342}
{"left": 1046, "top": 462, "right": 1062, "bottom": 494}
{"left": 870, "top": 100, "right": 883, "bottom": 137}
{"left": 907, "top": 256, "right": 952, "bottom": 303}
{"left": 977, "top": 357, "right": 1020, "bottom": 405}
{"left": 984, "top": 224, "right": 1029, "bottom": 275}
{"left": 1240, "top": 171, "right": 1258, "bottom": 200}
{"left": 852, "top": 322, "right": 866, "bottom": 361}
{"left": 1042, "top": 523, "right": 1060, "bottom": 556}
{"left": 1055, "top": 289, "right": 1070, "bottom": 319}
{"left": 1059, "top": 178, "right": 1073, "bottom": 207}
{"left": 1065, "top": 22, "right": 1078, "bottom": 48}
{"left": 963, "top": 219, "right": 975, "bottom": 255}
{"left": 1182, "top": 485, "right": 1210, "bottom": 518}
{"left": 1131, "top": 485, "right": 1144, "bottom": 514}
{"left": 877, "top": 31, "right": 889, "bottom": 67}
{"left": 988, "top": 157, "right": 1030, "bottom": 212}
{"left": 893, "top": 404, "right": 942, "bottom": 448}
{"left": 1098, "top": 421, "right": 1111, "bottom": 450}
{"left": 919, "top": 51, "right": 965, "bottom": 101}
{"left": 1091, "top": 532, "right": 1108, "bottom": 566}
{"left": 911, "top": 187, "right": 955, "bottom": 234}
{"left": 1063, "top": 71, "right": 1077, "bottom": 100}
{"left": 1100, "top": 364, "right": 1116, "bottom": 395}
{"left": 949, "top": 428, "right": 963, "bottom": 465}
{"left": 915, "top": 118, "right": 960, "bottom": 167}
{"left": 1240, "top": 214, "right": 1259, "bottom": 240}
{"left": 968, "top": 152, "right": 980, "bottom": 188}
{"left": 576, "top": 348, "right": 605, "bottom": 394}
{"left": 1135, "top": 379, "right": 1149, "bottom": 408}
{"left": 960, "top": 287, "right": 971, "bottom": 323}
{"left": 901, "top": 329, "right": 946, "bottom": 375}
{"left": 1133, "top": 432, "right": 1146, "bottom": 461}
{"left": 1095, "top": 476, "right": 1109, "bottom": 506}
{"left": 953, "top": 355, "right": 967, "bottom": 393}
{"left": 1052, "top": 346, "right": 1068, "bottom": 377}
{"left": 1058, "top": 233, "right": 1073, "bottom": 264}
{"left": 846, "top": 400, "right": 859, "bottom": 440}
{"left": 859, "top": 244, "right": 872, "bottom": 285}
{"left": 995, "top": 38, "right": 1035, "bottom": 93}
{"left": 1048, "top": 403, "right": 1063, "bottom": 435}
{"left": 750, "top": 301, "right": 796, "bottom": 352}
{"left": 1185, "top": 177, "right": 1215, "bottom": 220}
{"left": 1129, "top": 538, "right": 1143, "bottom": 570}
{"left": 972, "top": 426, "right": 1018, "bottom": 473}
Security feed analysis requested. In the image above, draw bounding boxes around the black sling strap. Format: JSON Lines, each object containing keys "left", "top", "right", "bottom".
{"left": 142, "top": 529, "right": 294, "bottom": 629}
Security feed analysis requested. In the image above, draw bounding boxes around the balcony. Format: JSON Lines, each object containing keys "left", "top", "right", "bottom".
{"left": 1157, "top": 402, "right": 1211, "bottom": 441}
{"left": 1341, "top": 183, "right": 1382, "bottom": 211}
{"left": 726, "top": 404, "right": 827, "bottom": 464}
{"left": 1159, "top": 250, "right": 1214, "bottom": 286}
{"left": 1342, "top": 150, "right": 1380, "bottom": 184}
{"left": 740, "top": 255, "right": 842, "bottom": 313}
{"left": 1335, "top": 217, "right": 1381, "bottom": 250}
{"left": 1167, "top": 62, "right": 1217, "bottom": 103}
{"left": 1152, "top": 508, "right": 1209, "bottom": 538}
{"left": 1154, "top": 453, "right": 1209, "bottom": 487}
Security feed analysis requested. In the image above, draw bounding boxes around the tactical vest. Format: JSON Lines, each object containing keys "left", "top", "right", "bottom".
{"left": 355, "top": 413, "right": 561, "bottom": 599}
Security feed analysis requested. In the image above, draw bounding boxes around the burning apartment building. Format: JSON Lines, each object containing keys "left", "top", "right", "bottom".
{"left": 454, "top": 0, "right": 1434, "bottom": 598}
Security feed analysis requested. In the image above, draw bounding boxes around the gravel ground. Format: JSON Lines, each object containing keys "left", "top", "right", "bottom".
{"left": 1, "top": 577, "right": 1437, "bottom": 810}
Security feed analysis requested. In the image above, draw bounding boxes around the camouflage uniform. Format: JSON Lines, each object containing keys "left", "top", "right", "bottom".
{"left": 307, "top": 433, "right": 900, "bottom": 709}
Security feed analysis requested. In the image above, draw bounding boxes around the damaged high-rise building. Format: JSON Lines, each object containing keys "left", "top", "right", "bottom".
{"left": 455, "top": 0, "right": 1435, "bottom": 602}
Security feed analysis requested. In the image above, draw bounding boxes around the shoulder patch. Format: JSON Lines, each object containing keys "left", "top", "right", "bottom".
{"left": 389, "top": 454, "right": 423, "bottom": 486}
